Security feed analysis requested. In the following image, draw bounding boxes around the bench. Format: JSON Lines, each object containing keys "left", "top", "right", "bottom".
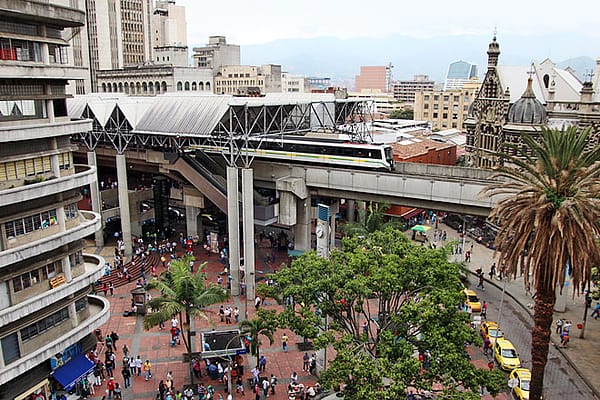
{"left": 50, "top": 274, "right": 66, "bottom": 288}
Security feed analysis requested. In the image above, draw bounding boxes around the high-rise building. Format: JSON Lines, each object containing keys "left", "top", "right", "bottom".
{"left": 153, "top": 0, "right": 187, "bottom": 47}
{"left": 86, "top": 0, "right": 154, "bottom": 91}
{"left": 355, "top": 66, "right": 388, "bottom": 93}
{"left": 444, "top": 61, "right": 478, "bottom": 91}
{"left": 192, "top": 36, "right": 241, "bottom": 74}
{"left": 0, "top": 2, "right": 107, "bottom": 398}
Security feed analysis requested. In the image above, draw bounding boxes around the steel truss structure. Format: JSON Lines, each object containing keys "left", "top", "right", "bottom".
{"left": 73, "top": 96, "right": 374, "bottom": 167}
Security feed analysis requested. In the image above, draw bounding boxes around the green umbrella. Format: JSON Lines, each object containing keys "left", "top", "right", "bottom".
{"left": 411, "top": 225, "right": 431, "bottom": 233}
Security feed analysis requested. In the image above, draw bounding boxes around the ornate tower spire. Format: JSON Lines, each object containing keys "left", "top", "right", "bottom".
{"left": 487, "top": 34, "right": 500, "bottom": 68}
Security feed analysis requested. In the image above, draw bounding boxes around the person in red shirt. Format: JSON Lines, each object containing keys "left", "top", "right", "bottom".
{"left": 107, "top": 377, "right": 116, "bottom": 398}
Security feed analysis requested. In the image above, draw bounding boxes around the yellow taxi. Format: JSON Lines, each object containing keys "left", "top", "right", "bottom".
{"left": 508, "top": 368, "right": 531, "bottom": 400}
{"left": 494, "top": 338, "right": 521, "bottom": 371}
{"left": 480, "top": 321, "right": 504, "bottom": 345}
{"left": 462, "top": 288, "right": 482, "bottom": 312}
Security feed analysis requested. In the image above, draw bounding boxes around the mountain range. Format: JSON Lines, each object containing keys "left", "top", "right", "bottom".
{"left": 191, "top": 33, "right": 597, "bottom": 86}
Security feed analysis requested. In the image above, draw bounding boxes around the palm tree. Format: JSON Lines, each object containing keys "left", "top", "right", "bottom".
{"left": 239, "top": 309, "right": 278, "bottom": 367}
{"left": 481, "top": 126, "right": 600, "bottom": 400}
{"left": 341, "top": 201, "right": 402, "bottom": 237}
{"left": 144, "top": 255, "right": 229, "bottom": 381}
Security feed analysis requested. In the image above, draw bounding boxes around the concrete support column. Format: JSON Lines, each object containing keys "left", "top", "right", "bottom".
{"left": 69, "top": 302, "right": 79, "bottom": 327}
{"left": 329, "top": 200, "right": 339, "bottom": 251}
{"left": 241, "top": 168, "right": 255, "bottom": 303}
{"left": 346, "top": 199, "right": 355, "bottom": 223}
{"left": 116, "top": 154, "right": 133, "bottom": 258}
{"left": 294, "top": 194, "right": 311, "bottom": 252}
{"left": 227, "top": 167, "right": 240, "bottom": 296}
{"left": 50, "top": 138, "right": 60, "bottom": 177}
{"left": 62, "top": 255, "right": 72, "bottom": 282}
{"left": 185, "top": 205, "right": 200, "bottom": 239}
{"left": 87, "top": 151, "right": 104, "bottom": 247}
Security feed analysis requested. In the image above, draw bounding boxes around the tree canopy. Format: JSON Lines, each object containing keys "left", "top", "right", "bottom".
{"left": 265, "top": 228, "right": 503, "bottom": 398}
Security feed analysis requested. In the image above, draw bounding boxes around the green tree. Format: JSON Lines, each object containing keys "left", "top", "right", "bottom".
{"left": 268, "top": 228, "right": 495, "bottom": 398}
{"left": 143, "top": 255, "right": 228, "bottom": 380}
{"left": 341, "top": 201, "right": 403, "bottom": 237}
{"left": 481, "top": 126, "right": 600, "bottom": 400}
{"left": 389, "top": 109, "right": 414, "bottom": 120}
{"left": 239, "top": 309, "right": 278, "bottom": 367}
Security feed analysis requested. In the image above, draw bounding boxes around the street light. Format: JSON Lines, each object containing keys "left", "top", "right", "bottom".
{"left": 496, "top": 274, "right": 508, "bottom": 332}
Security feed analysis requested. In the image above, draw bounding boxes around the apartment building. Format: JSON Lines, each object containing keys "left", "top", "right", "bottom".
{"left": 414, "top": 80, "right": 481, "bottom": 131}
{"left": 0, "top": 2, "right": 108, "bottom": 398}
{"left": 215, "top": 64, "right": 282, "bottom": 95}
{"left": 392, "top": 75, "right": 436, "bottom": 103}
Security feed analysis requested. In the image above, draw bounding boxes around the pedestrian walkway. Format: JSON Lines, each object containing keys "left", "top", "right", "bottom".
{"left": 85, "top": 238, "right": 317, "bottom": 400}
{"left": 425, "top": 221, "right": 600, "bottom": 398}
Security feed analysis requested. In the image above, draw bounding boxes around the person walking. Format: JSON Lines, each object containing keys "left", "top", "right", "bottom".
{"left": 555, "top": 318, "right": 564, "bottom": 334}
{"left": 262, "top": 378, "right": 269, "bottom": 397}
{"left": 135, "top": 355, "right": 142, "bottom": 376}
{"left": 302, "top": 352, "right": 310, "bottom": 372}
{"left": 259, "top": 355, "right": 267, "bottom": 373}
{"left": 489, "top": 263, "right": 496, "bottom": 280}
{"left": 121, "top": 366, "right": 131, "bottom": 388}
{"left": 109, "top": 282, "right": 114, "bottom": 296}
{"left": 234, "top": 307, "right": 240, "bottom": 323}
{"left": 269, "top": 374, "right": 277, "bottom": 395}
{"left": 143, "top": 359, "right": 152, "bottom": 381}
{"left": 591, "top": 302, "right": 600, "bottom": 319}
{"left": 281, "top": 332, "right": 288, "bottom": 353}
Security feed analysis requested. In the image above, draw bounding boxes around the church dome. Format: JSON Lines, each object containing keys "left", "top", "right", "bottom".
{"left": 507, "top": 76, "right": 546, "bottom": 124}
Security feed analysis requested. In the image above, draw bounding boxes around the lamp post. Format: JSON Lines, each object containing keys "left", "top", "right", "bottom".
{"left": 580, "top": 284, "right": 592, "bottom": 339}
{"left": 496, "top": 274, "right": 508, "bottom": 331}
{"left": 223, "top": 334, "right": 242, "bottom": 398}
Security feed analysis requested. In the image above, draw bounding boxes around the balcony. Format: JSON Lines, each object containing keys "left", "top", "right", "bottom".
{"left": 0, "top": 210, "right": 101, "bottom": 268}
{"left": 0, "top": 0, "right": 86, "bottom": 28}
{"left": 0, "top": 118, "right": 92, "bottom": 142}
{"left": 0, "top": 165, "right": 97, "bottom": 206}
{"left": 0, "top": 254, "right": 104, "bottom": 327}
{"left": 0, "top": 62, "right": 89, "bottom": 81}
{"left": 0, "top": 295, "right": 110, "bottom": 386}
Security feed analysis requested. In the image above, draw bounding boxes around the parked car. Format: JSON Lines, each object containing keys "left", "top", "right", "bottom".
{"left": 480, "top": 321, "right": 504, "bottom": 345}
{"left": 462, "top": 288, "right": 482, "bottom": 312}
{"left": 509, "top": 368, "right": 531, "bottom": 399}
{"left": 494, "top": 339, "right": 521, "bottom": 371}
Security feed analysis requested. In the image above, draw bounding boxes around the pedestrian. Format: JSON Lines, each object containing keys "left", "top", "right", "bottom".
{"left": 110, "top": 331, "right": 119, "bottom": 350}
{"left": 102, "top": 282, "right": 108, "bottom": 296}
{"left": 105, "top": 334, "right": 113, "bottom": 352}
{"left": 225, "top": 306, "right": 232, "bottom": 324}
{"left": 128, "top": 356, "right": 136, "bottom": 376}
{"left": 122, "top": 344, "right": 129, "bottom": 358}
{"left": 135, "top": 355, "right": 142, "bottom": 376}
{"left": 109, "top": 282, "right": 114, "bottom": 296}
{"left": 259, "top": 355, "right": 267, "bottom": 372}
{"left": 591, "top": 302, "right": 600, "bottom": 320}
{"left": 192, "top": 358, "right": 202, "bottom": 379}
{"left": 481, "top": 301, "right": 488, "bottom": 319}
{"left": 281, "top": 332, "right": 289, "bottom": 353}
{"left": 255, "top": 295, "right": 261, "bottom": 310}
{"left": 121, "top": 367, "right": 131, "bottom": 388}
{"left": 234, "top": 306, "right": 240, "bottom": 323}
{"left": 290, "top": 371, "right": 298, "bottom": 384}
{"left": 167, "top": 370, "right": 174, "bottom": 389}
{"left": 236, "top": 376, "right": 245, "bottom": 395}
{"left": 219, "top": 305, "right": 225, "bottom": 322}
{"left": 309, "top": 354, "right": 317, "bottom": 375}
{"left": 270, "top": 374, "right": 277, "bottom": 395}
{"left": 251, "top": 366, "right": 260, "bottom": 385}
{"left": 262, "top": 378, "right": 269, "bottom": 397}
{"left": 489, "top": 263, "right": 496, "bottom": 280}
{"left": 483, "top": 338, "right": 491, "bottom": 356}
{"left": 560, "top": 331, "right": 570, "bottom": 348}
{"left": 465, "top": 250, "right": 471, "bottom": 262}
{"left": 302, "top": 352, "right": 310, "bottom": 371}
{"left": 106, "top": 377, "right": 115, "bottom": 399}
{"left": 143, "top": 359, "right": 152, "bottom": 381}
{"left": 555, "top": 318, "right": 564, "bottom": 334}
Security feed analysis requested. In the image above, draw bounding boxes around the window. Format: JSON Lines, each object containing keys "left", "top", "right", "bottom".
{"left": 4, "top": 209, "right": 57, "bottom": 239}
{"left": 1, "top": 333, "right": 20, "bottom": 365}
{"left": 433, "top": 112, "right": 438, "bottom": 118}
{"left": 424, "top": 95, "right": 430, "bottom": 101}
{"left": 424, "top": 104, "right": 429, "bottom": 109}
{"left": 65, "top": 203, "right": 78, "bottom": 219}
{"left": 453, "top": 96, "right": 460, "bottom": 102}
{"left": 75, "top": 297, "right": 88, "bottom": 312}
{"left": 20, "top": 308, "right": 69, "bottom": 341}
{"left": 443, "top": 113, "right": 448, "bottom": 119}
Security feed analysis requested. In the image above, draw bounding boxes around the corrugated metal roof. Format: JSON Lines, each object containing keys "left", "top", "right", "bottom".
{"left": 134, "top": 94, "right": 231, "bottom": 135}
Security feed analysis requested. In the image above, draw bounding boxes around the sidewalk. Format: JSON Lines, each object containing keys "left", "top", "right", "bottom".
{"left": 432, "top": 222, "right": 600, "bottom": 398}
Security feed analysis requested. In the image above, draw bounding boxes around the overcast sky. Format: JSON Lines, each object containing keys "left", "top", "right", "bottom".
{"left": 176, "top": 0, "right": 599, "bottom": 46}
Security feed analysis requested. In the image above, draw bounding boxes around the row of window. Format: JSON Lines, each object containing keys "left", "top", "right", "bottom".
{"left": 12, "top": 260, "right": 63, "bottom": 293}
{"left": 176, "top": 81, "right": 211, "bottom": 91}
{"left": 5, "top": 209, "right": 58, "bottom": 239}
{"left": 216, "top": 80, "right": 263, "bottom": 87}
{"left": 0, "top": 153, "right": 71, "bottom": 181}
{"left": 0, "top": 39, "right": 68, "bottom": 64}
{"left": 20, "top": 308, "right": 69, "bottom": 342}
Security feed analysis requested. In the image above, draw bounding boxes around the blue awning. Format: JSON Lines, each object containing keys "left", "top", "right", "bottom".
{"left": 52, "top": 354, "right": 94, "bottom": 391}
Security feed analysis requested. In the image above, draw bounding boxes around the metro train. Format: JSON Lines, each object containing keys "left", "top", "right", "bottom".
{"left": 190, "top": 136, "right": 395, "bottom": 171}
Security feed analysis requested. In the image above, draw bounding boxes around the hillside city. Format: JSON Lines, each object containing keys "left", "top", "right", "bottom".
{"left": 1, "top": 1, "right": 600, "bottom": 400}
